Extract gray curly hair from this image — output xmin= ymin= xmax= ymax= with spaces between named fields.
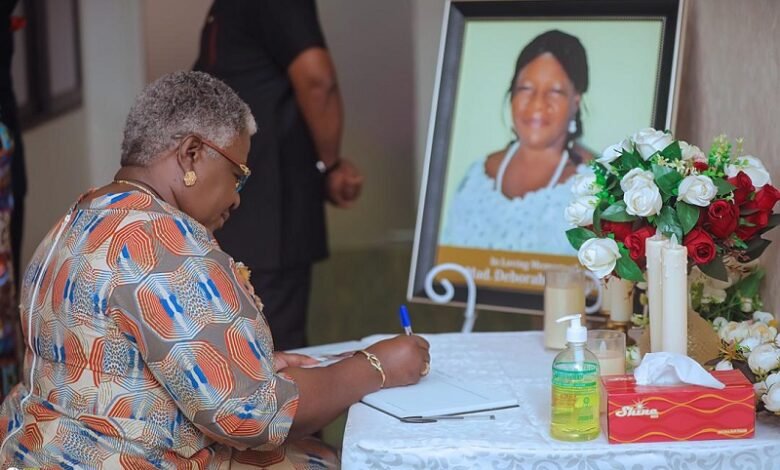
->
xmin=120 ymin=71 xmax=257 ymax=166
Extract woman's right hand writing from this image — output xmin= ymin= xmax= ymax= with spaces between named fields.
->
xmin=366 ymin=335 xmax=430 ymax=388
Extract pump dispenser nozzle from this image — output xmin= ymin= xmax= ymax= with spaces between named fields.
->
xmin=556 ymin=314 xmax=587 ymax=344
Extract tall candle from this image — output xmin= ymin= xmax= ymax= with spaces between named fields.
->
xmin=544 ymin=285 xmax=585 ymax=349
xmin=608 ymin=277 xmax=634 ymax=323
xmin=645 ymin=234 xmax=667 ymax=352
xmin=661 ymin=236 xmax=688 ymax=355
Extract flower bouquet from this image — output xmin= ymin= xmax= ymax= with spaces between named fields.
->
xmin=712 ymin=312 xmax=780 ymax=415
xmin=565 ymin=128 xmax=780 ymax=282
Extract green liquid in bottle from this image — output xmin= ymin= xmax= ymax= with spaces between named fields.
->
xmin=550 ymin=359 xmax=600 ymax=441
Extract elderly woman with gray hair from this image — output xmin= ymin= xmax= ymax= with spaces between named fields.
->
xmin=0 ymin=71 xmax=429 ymax=469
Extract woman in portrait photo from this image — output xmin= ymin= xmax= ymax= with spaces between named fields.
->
xmin=441 ymin=29 xmax=594 ymax=255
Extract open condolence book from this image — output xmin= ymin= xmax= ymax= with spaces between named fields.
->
xmin=360 ymin=369 xmax=519 ymax=420
xmin=289 ymin=338 xmax=519 ymax=421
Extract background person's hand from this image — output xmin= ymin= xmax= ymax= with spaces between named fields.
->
xmin=366 ymin=335 xmax=430 ymax=388
xmin=326 ymin=158 xmax=363 ymax=208
xmin=274 ymin=351 xmax=320 ymax=371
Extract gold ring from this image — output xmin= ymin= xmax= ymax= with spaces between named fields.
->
xmin=421 ymin=361 xmax=430 ymax=376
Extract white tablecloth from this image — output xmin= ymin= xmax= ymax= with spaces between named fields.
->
xmin=341 ymin=332 xmax=780 ymax=469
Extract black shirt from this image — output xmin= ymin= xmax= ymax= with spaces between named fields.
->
xmin=194 ymin=0 xmax=328 ymax=271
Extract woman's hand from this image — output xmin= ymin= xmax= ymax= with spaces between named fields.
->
xmin=365 ymin=335 xmax=430 ymax=388
xmin=274 ymin=352 xmax=320 ymax=371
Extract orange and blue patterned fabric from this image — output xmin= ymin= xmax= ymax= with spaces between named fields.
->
xmin=0 ymin=191 xmax=336 ymax=469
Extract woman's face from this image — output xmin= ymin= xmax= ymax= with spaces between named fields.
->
xmin=511 ymin=53 xmax=580 ymax=151
xmin=179 ymin=132 xmax=251 ymax=233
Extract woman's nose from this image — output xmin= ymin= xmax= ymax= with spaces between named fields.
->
xmin=231 ymin=191 xmax=241 ymax=211
xmin=528 ymin=91 xmax=547 ymax=112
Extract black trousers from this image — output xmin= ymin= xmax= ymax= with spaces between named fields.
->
xmin=252 ymin=266 xmax=312 ymax=351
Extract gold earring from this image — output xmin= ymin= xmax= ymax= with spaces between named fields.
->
xmin=183 ymin=170 xmax=198 ymax=187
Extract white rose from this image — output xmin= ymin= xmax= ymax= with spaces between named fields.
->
xmin=754 ymin=381 xmax=768 ymax=398
xmin=679 ymin=141 xmax=706 ymax=162
xmin=620 ymin=168 xmax=656 ymax=192
xmin=753 ymin=311 xmax=776 ymax=325
xmin=747 ymin=343 xmax=780 ymax=375
xmin=714 ymin=359 xmax=733 ymax=371
xmin=740 ymin=336 xmax=761 ymax=355
xmin=631 ymin=128 xmax=674 ymax=160
xmin=719 ymin=321 xmax=750 ymax=344
xmin=712 ymin=316 xmax=728 ymax=331
xmin=571 ymin=173 xmax=598 ymax=197
xmin=598 ymin=139 xmax=632 ymax=165
xmin=564 ymin=196 xmax=599 ymax=227
xmin=776 ymin=334 xmax=780 ymax=348
xmin=624 ymin=185 xmax=663 ymax=217
xmin=577 ymin=238 xmax=621 ymax=279
xmin=762 ymin=383 xmax=780 ymax=413
xmin=766 ymin=372 xmax=780 ymax=390
xmin=725 ymin=155 xmax=772 ymax=187
xmin=678 ymin=175 xmax=717 ymax=207
xmin=750 ymin=323 xmax=778 ymax=344
xmin=701 ymin=286 xmax=727 ymax=304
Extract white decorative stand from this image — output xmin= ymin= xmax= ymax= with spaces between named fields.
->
xmin=424 ymin=263 xmax=477 ymax=333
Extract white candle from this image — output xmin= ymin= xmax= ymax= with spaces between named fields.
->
xmin=645 ymin=234 xmax=667 ymax=352
xmin=544 ymin=285 xmax=585 ymax=349
xmin=608 ymin=277 xmax=634 ymax=323
xmin=661 ymin=236 xmax=688 ymax=355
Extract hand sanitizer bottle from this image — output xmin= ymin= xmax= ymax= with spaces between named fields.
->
xmin=550 ymin=314 xmax=600 ymax=441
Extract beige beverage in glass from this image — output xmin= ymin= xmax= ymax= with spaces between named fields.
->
xmin=544 ymin=270 xmax=586 ymax=349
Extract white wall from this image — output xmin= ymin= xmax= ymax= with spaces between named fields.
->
xmin=21 ymin=0 xmax=144 ymax=266
xmin=141 ymin=0 xmax=212 ymax=82
xmin=317 ymin=0 xmax=417 ymax=248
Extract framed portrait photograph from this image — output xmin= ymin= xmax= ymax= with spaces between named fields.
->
xmin=409 ymin=0 xmax=686 ymax=314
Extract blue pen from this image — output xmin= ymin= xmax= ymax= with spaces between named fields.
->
xmin=398 ymin=305 xmax=413 ymax=335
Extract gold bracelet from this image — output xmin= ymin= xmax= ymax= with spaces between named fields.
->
xmin=355 ymin=350 xmax=386 ymax=388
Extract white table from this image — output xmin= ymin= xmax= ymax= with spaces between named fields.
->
xmin=341 ymin=332 xmax=780 ymax=469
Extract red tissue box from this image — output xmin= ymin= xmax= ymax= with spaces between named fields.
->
xmin=603 ymin=369 xmax=755 ymax=444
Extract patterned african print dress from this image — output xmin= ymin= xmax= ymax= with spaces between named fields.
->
xmin=0 ymin=190 xmax=336 ymax=469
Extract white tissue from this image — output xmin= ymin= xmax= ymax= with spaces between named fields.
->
xmin=634 ymin=352 xmax=725 ymax=389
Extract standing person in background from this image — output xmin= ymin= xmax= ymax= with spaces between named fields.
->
xmin=195 ymin=0 xmax=363 ymax=351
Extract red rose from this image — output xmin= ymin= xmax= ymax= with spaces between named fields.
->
xmin=728 ymin=171 xmax=755 ymax=206
xmin=601 ymin=221 xmax=634 ymax=243
xmin=693 ymin=161 xmax=709 ymax=172
xmin=683 ymin=228 xmax=716 ymax=264
xmin=705 ymin=200 xmax=739 ymax=239
xmin=735 ymin=210 xmax=770 ymax=241
xmin=744 ymin=184 xmax=780 ymax=212
xmin=623 ymin=226 xmax=656 ymax=261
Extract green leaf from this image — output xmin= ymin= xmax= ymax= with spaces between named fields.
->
xmin=713 ymin=178 xmax=736 ymax=196
xmin=566 ymin=228 xmax=597 ymax=250
xmin=676 ymin=201 xmax=700 ymax=235
xmin=615 ymin=246 xmax=645 ymax=282
xmin=652 ymin=163 xmax=683 ymax=196
xmin=661 ymin=141 xmax=682 ymax=160
xmin=617 ymin=151 xmax=645 ymax=173
xmin=744 ymin=237 xmax=771 ymax=261
xmin=734 ymin=269 xmax=765 ymax=298
xmin=656 ymin=206 xmax=683 ymax=242
xmin=592 ymin=201 xmax=608 ymax=235
xmin=698 ymin=257 xmax=729 ymax=282
xmin=601 ymin=201 xmax=638 ymax=222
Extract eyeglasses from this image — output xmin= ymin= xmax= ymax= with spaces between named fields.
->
xmin=174 ymin=133 xmax=251 ymax=192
